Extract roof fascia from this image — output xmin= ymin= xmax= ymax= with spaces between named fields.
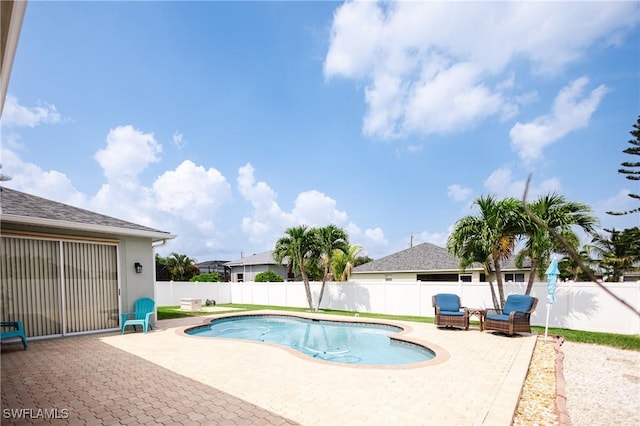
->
xmin=1 ymin=0 xmax=27 ymax=115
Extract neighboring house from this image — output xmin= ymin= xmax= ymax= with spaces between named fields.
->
xmin=196 ymin=260 xmax=231 ymax=281
xmin=350 ymin=242 xmax=531 ymax=283
xmin=0 ymin=187 xmax=175 ymax=338
xmin=225 ymin=250 xmax=288 ymax=282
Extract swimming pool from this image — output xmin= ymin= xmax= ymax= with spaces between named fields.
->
xmin=186 ymin=314 xmax=436 ymax=366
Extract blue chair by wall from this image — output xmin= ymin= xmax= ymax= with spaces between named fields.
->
xmin=484 ymin=294 xmax=538 ymax=336
xmin=1 ymin=320 xmax=28 ymax=349
xmin=121 ymin=297 xmax=155 ymax=334
xmin=432 ymin=293 xmax=469 ymax=330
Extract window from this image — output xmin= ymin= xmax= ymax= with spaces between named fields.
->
xmin=504 ymin=273 xmax=525 ymax=282
xmin=385 ymin=274 xmax=392 ymax=281
xmin=460 ymin=275 xmax=472 ymax=282
xmin=237 ymin=273 xmax=244 ymax=283
xmin=417 ymin=273 xmax=459 ymax=281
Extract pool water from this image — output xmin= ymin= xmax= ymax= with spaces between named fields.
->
xmin=186 ymin=315 xmax=435 ymax=366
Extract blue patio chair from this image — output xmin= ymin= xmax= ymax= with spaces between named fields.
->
xmin=121 ymin=297 xmax=155 ymax=334
xmin=432 ymin=293 xmax=469 ymax=330
xmin=1 ymin=320 xmax=28 ymax=349
xmin=484 ymin=294 xmax=538 ymax=336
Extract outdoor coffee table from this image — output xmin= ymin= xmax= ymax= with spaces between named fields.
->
xmin=467 ymin=308 xmax=486 ymax=331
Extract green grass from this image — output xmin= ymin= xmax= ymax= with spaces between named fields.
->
xmin=530 ymin=325 xmax=640 ymax=350
xmin=158 ymin=303 xmax=640 ymax=351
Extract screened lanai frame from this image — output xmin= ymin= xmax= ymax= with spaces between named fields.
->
xmin=1 ymin=233 xmax=121 ymax=338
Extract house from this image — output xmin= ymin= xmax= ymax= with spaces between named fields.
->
xmin=196 ymin=260 xmax=231 ymax=281
xmin=350 ymin=242 xmax=531 ymax=283
xmin=0 ymin=187 xmax=175 ymax=338
xmin=225 ymin=250 xmax=289 ymax=282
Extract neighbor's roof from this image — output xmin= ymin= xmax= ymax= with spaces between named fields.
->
xmin=226 ymin=250 xmax=286 ymax=267
xmin=197 ymin=260 xmax=231 ymax=268
xmin=353 ymin=242 xmax=527 ymax=273
xmin=353 ymin=242 xmax=465 ymax=273
xmin=0 ymin=186 xmax=175 ymax=241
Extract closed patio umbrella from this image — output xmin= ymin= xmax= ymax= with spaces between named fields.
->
xmin=544 ymin=257 xmax=560 ymax=340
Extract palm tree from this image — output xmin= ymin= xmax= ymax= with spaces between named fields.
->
xmin=558 ymin=246 xmax=595 ymax=281
xmin=315 ymin=225 xmax=349 ymax=311
xmin=518 ymin=193 xmax=598 ymax=294
xmin=273 ymin=225 xmax=319 ymax=310
xmin=165 ymin=252 xmax=199 ymax=281
xmin=447 ymin=195 xmax=524 ymax=310
xmin=332 ymin=244 xmax=363 ymax=282
xmin=590 ymin=227 xmax=640 ymax=282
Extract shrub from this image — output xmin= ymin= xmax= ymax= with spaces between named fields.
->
xmin=190 ymin=272 xmax=220 ymax=282
xmin=255 ymin=270 xmax=284 ymax=282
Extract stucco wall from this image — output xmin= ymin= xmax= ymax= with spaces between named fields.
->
xmin=118 ymin=236 xmax=156 ymax=312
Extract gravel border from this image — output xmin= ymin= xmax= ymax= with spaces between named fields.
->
xmin=515 ymin=336 xmax=640 ymax=426
xmin=561 ymin=340 xmax=640 ymax=426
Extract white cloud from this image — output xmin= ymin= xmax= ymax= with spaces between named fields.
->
xmin=404 ymin=62 xmax=511 ymax=135
xmin=510 ymin=77 xmax=609 ymax=162
xmin=0 ymin=147 xmax=87 ymax=206
xmin=324 ymin=1 xmax=635 ymax=140
xmin=363 ymin=227 xmax=385 ymax=243
xmin=2 ymin=95 xmax=62 ymax=127
xmin=237 ymin=163 xmax=356 ymax=248
xmin=153 ymin=160 xmax=232 ymax=221
xmin=95 ymin=125 xmax=162 ymax=183
xmin=323 ymin=1 xmax=385 ymax=79
xmin=292 ymin=190 xmax=349 ymax=227
xmin=414 ymin=230 xmax=449 ymax=248
xmin=1 ymin=126 xmax=236 ymax=262
xmin=447 ymin=184 xmax=472 ymax=202
xmin=237 ymin=163 xmax=294 ymax=244
xmin=172 ymin=132 xmax=186 ymax=149
xmin=484 ymin=166 xmax=561 ymax=199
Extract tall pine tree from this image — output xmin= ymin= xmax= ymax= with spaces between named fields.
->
xmin=607 ymin=116 xmax=640 ymax=215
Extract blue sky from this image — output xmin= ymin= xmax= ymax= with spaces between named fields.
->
xmin=2 ymin=1 xmax=639 ymax=262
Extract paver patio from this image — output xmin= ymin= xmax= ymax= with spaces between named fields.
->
xmin=1 ymin=311 xmax=537 ymax=425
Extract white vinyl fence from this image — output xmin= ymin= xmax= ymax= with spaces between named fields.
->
xmin=154 ymin=280 xmax=640 ymax=335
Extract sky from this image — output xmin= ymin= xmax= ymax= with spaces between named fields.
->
xmin=1 ymin=1 xmax=639 ymax=263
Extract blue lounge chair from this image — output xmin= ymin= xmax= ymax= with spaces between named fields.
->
xmin=1 ymin=321 xmax=28 ymax=349
xmin=485 ymin=294 xmax=538 ymax=336
xmin=432 ymin=293 xmax=469 ymax=330
xmin=121 ymin=297 xmax=155 ymax=334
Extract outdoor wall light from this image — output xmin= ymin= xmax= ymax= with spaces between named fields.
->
xmin=134 ymin=262 xmax=143 ymax=274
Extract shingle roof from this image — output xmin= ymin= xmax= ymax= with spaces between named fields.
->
xmin=353 ymin=242 xmax=528 ymax=273
xmin=0 ymin=186 xmax=174 ymax=239
xmin=353 ymin=242 xmax=465 ymax=272
xmin=225 ymin=250 xmax=280 ymax=267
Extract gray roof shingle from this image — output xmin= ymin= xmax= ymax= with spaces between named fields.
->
xmin=225 ymin=250 xmax=280 ymax=267
xmin=353 ymin=242 xmax=463 ymax=272
xmin=1 ymin=186 xmax=173 ymax=238
xmin=353 ymin=242 xmax=528 ymax=273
